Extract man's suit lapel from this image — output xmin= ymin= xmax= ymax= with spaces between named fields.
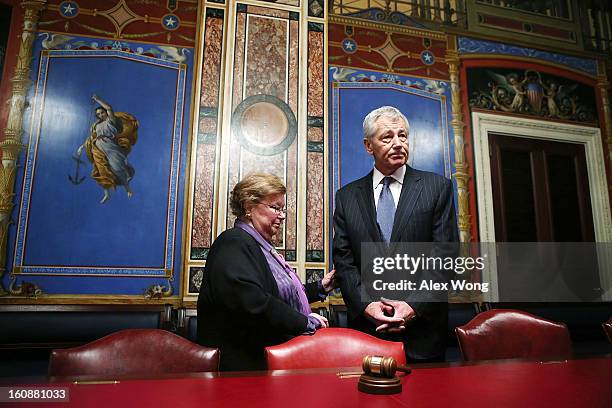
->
xmin=355 ymin=172 xmax=383 ymax=242
xmin=390 ymin=166 xmax=422 ymax=242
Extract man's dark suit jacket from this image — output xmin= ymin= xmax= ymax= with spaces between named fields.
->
xmin=197 ymin=227 xmax=321 ymax=371
xmin=332 ymin=165 xmax=459 ymax=360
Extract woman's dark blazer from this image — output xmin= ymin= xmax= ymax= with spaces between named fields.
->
xmin=197 ymin=227 xmax=321 ymax=371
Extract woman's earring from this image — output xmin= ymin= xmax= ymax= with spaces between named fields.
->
xmin=246 ymin=212 xmax=251 ymax=218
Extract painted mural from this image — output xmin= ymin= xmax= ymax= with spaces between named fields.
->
xmin=76 ymin=94 xmax=138 ymax=203
xmin=328 ymin=21 xmax=449 ymax=79
xmin=468 ymin=67 xmax=598 ymax=123
xmin=4 ymin=32 xmax=193 ymax=297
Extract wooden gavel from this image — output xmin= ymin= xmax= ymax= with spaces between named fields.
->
xmin=338 ymin=355 xmax=411 ymax=379
xmin=362 ymin=355 xmax=411 ymax=377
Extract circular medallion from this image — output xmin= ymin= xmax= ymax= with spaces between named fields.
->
xmin=342 ymin=38 xmax=358 ymax=54
xmin=162 ymin=14 xmax=181 ymax=31
xmin=59 ymin=1 xmax=79 ymax=18
xmin=232 ymin=95 xmax=297 ymax=156
xmin=420 ymin=50 xmax=435 ymax=65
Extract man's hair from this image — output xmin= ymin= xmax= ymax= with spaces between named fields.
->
xmin=230 ymin=172 xmax=286 ymax=218
xmin=362 ymin=106 xmax=410 ymax=141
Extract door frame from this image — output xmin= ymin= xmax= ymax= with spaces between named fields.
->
xmin=472 ymin=111 xmax=612 ymax=300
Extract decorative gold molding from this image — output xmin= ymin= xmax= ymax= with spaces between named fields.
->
xmin=0 ymin=0 xmax=48 ymax=296
xmin=446 ymin=35 xmax=471 ymax=243
xmin=0 ymin=295 xmax=182 ymax=306
xmin=477 ymin=16 xmax=577 ymax=44
xmin=596 ymin=60 xmax=612 ymax=179
xmin=328 ymin=15 xmax=445 ymax=40
xmin=464 ymin=0 xmax=583 ymax=52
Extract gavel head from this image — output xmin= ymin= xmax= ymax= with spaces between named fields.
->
xmin=362 ymin=355 xmax=398 ymax=378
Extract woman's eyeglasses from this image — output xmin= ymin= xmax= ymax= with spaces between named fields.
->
xmin=259 ymin=202 xmax=286 ymax=215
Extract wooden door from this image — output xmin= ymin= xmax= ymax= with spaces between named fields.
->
xmin=489 ymin=134 xmax=595 ymax=242
xmin=488 ymin=133 xmax=600 ymax=301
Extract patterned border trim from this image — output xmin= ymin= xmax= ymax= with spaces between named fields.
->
xmin=457 ymin=37 xmax=597 ymax=76
xmin=14 ymin=49 xmax=186 ymax=277
xmin=13 ymin=267 xmax=167 ymax=276
xmin=329 ymin=15 xmax=446 ymax=40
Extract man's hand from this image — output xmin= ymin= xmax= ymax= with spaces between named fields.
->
xmin=321 ymin=269 xmax=337 ymax=293
xmin=379 ymin=298 xmax=416 ymax=333
xmin=363 ymin=301 xmax=405 ymax=332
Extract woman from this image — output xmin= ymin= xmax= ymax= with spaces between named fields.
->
xmin=197 ymin=173 xmax=335 ymax=371
xmin=76 ymin=94 xmax=137 ymax=204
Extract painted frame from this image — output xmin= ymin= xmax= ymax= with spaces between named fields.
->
xmin=5 ymin=34 xmax=193 ymax=295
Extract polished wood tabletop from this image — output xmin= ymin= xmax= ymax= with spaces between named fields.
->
xmin=2 ymin=357 xmax=611 ymax=407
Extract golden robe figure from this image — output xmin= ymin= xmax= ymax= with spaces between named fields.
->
xmin=77 ymin=95 xmax=138 ymax=203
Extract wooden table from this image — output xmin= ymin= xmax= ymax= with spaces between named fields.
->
xmin=2 ymin=357 xmax=611 ymax=407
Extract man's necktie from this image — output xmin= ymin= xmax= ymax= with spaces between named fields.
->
xmin=377 ymin=176 xmax=396 ymax=242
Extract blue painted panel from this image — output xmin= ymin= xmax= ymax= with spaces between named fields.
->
xmin=23 ymin=56 xmax=176 ymax=267
xmin=4 ymin=34 xmax=193 ymax=294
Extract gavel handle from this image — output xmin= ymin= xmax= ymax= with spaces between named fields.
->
xmin=396 ymin=365 xmax=412 ymax=374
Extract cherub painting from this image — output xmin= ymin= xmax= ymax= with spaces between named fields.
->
xmin=543 ymin=81 xmax=579 ymax=119
xmin=544 ymin=82 xmax=560 ymax=118
xmin=487 ymin=72 xmax=527 ymax=113
xmin=76 ymin=95 xmax=138 ymax=203
xmin=471 ymin=68 xmax=597 ymax=124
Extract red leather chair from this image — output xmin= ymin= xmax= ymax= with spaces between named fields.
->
xmin=265 ymin=328 xmax=405 ymax=370
xmin=48 ymin=329 xmax=219 ymax=377
xmin=603 ymin=318 xmax=612 ymax=344
xmin=455 ymin=309 xmax=572 ymax=361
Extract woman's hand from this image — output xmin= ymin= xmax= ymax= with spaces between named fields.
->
xmin=321 ymin=269 xmax=337 ymax=293
xmin=308 ymin=312 xmax=328 ymax=329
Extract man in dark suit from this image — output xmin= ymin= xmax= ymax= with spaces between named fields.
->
xmin=332 ymin=106 xmax=459 ymax=362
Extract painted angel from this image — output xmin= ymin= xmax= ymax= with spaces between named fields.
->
xmin=487 ymin=71 xmax=527 ymax=112
xmin=545 ymin=82 xmax=578 ymax=119
xmin=76 ymin=95 xmax=138 ymax=204
xmin=543 ymin=82 xmax=560 ymax=118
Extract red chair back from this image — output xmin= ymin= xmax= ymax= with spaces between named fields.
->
xmin=456 ymin=309 xmax=572 ymax=361
xmin=265 ymin=328 xmax=405 ymax=370
xmin=49 ymin=329 xmax=219 ymax=377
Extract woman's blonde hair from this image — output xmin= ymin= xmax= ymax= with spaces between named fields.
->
xmin=230 ymin=172 xmax=286 ymax=218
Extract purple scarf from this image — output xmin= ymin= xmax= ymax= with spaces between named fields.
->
xmin=235 ymin=220 xmax=311 ymax=316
